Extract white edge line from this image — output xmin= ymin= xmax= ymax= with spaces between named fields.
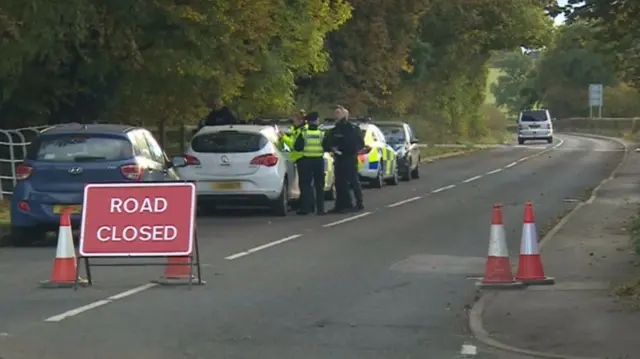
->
xmin=462 ymin=175 xmax=482 ymax=183
xmin=387 ymin=196 xmax=422 ymax=208
xmin=431 ymin=184 xmax=455 ymax=193
xmin=322 ymin=212 xmax=372 ymax=228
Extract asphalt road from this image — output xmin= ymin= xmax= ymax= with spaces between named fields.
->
xmin=0 ymin=134 xmax=624 ymax=359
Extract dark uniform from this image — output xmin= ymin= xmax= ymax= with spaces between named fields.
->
xmin=294 ymin=112 xmax=325 ymax=215
xmin=323 ymin=117 xmax=365 ymax=213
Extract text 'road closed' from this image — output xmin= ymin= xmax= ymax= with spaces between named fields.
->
xmin=79 ymin=183 xmax=196 ymax=257
xmin=97 ymin=198 xmax=177 ymax=242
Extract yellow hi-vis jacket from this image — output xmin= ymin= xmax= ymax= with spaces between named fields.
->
xmin=298 ymin=128 xmax=323 ymax=158
xmin=281 ymin=124 xmax=307 ymax=162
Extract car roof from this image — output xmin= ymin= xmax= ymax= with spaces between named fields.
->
xmin=195 ymin=124 xmax=275 ymax=135
xmin=319 ymin=122 xmax=377 ymax=131
xmin=375 ymin=121 xmax=406 ymax=126
xmin=40 ymin=123 xmax=138 ymax=136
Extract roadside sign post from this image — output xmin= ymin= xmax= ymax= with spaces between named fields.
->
xmin=588 ymin=84 xmax=603 ymax=119
xmin=76 ymin=182 xmax=203 ymax=289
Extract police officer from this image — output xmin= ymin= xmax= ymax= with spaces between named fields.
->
xmin=279 ymin=109 xmax=307 ymax=157
xmin=293 ymin=112 xmax=326 ymax=215
xmin=324 ymin=105 xmax=365 ymax=213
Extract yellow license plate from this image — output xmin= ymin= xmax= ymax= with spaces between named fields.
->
xmin=211 ymin=182 xmax=241 ymax=190
xmin=53 ymin=205 xmax=82 ymax=214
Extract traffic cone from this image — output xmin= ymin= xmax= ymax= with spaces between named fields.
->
xmin=40 ymin=209 xmax=87 ymax=288
xmin=515 ymin=202 xmax=555 ymax=285
xmin=152 ymin=256 xmax=205 ymax=286
xmin=477 ymin=204 xmax=525 ymax=289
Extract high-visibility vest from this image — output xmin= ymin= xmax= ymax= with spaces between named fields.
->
xmin=287 ymin=124 xmax=307 ymax=161
xmin=300 ymin=129 xmax=324 ymax=158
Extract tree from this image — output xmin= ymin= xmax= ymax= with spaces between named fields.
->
xmin=567 ymin=0 xmax=640 ymax=89
xmin=490 ymin=51 xmax=538 ymax=115
xmin=529 ymin=21 xmax=619 ymax=118
xmin=0 ymin=0 xmax=352 ymax=127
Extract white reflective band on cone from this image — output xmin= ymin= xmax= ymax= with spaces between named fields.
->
xmin=488 ymin=224 xmax=509 ymax=257
xmin=520 ymin=223 xmax=540 ymax=255
xmin=55 ymin=225 xmax=76 ymax=259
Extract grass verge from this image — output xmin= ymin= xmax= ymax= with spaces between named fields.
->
xmin=0 ymin=200 xmax=9 ymax=228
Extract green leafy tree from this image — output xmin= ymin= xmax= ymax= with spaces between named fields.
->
xmin=491 ymin=51 xmax=539 ymax=115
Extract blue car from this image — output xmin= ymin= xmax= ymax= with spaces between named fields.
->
xmin=10 ymin=123 xmax=181 ymax=246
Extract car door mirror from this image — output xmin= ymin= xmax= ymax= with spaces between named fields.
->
xmin=171 ymin=156 xmax=188 ymax=168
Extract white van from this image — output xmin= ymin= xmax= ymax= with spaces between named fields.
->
xmin=517 ymin=109 xmax=554 ymax=145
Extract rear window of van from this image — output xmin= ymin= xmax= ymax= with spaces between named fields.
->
xmin=520 ymin=111 xmax=549 ymax=122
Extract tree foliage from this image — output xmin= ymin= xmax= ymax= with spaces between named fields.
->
xmin=567 ymin=0 xmax=640 ymax=89
xmin=1 ymin=0 xmax=556 ymax=140
xmin=491 ymin=51 xmax=539 ymax=115
xmin=491 ymin=18 xmax=640 ymax=119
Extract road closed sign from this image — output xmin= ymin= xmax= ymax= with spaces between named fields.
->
xmin=79 ymin=182 xmax=196 ymax=257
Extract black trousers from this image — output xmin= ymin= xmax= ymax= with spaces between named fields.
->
xmin=334 ymin=155 xmax=363 ymax=209
xmin=297 ymin=157 xmax=325 ymax=213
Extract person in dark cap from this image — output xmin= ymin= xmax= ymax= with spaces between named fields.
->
xmin=293 ymin=111 xmax=326 ymax=215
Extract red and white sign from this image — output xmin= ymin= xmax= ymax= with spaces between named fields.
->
xmin=79 ymin=182 xmax=196 ymax=257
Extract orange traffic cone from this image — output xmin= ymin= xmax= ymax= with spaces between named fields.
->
xmin=40 ymin=209 xmax=87 ymax=288
xmin=152 ymin=256 xmax=205 ymax=286
xmin=515 ymin=202 xmax=555 ymax=285
xmin=478 ymin=204 xmax=524 ymax=289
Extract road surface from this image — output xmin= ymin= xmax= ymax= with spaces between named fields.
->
xmin=0 ymin=134 xmax=624 ymax=359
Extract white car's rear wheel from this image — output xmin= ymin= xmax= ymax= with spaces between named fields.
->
xmin=271 ymin=181 xmax=289 ymax=216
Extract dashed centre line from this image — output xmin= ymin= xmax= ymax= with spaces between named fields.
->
xmin=225 ymin=234 xmax=303 ymax=260
xmin=387 ymin=196 xmax=422 ymax=208
xmin=431 ymin=184 xmax=456 ymax=193
xmin=322 ymin=211 xmax=372 ymax=227
xmin=462 ymin=175 xmax=483 ymax=183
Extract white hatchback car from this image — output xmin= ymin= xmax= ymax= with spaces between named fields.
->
xmin=517 ymin=109 xmax=554 ymax=144
xmin=172 ymin=124 xmax=300 ymax=216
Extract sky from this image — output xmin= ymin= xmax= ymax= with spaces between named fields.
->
xmin=555 ymin=0 xmax=568 ymax=25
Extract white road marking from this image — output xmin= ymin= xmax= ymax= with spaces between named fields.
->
xmin=462 ymin=175 xmax=482 ymax=183
xmin=460 ymin=344 xmax=477 ymax=356
xmin=431 ymin=184 xmax=456 ymax=193
xmin=107 ymin=283 xmax=158 ymax=300
xmin=45 ymin=300 xmax=111 ymax=322
xmin=225 ymin=234 xmax=303 ymax=260
xmin=44 ymin=283 xmax=158 ymax=322
xmin=485 ymin=168 xmax=502 ymax=175
xmin=504 ymin=161 xmax=517 ymax=168
xmin=387 ymin=196 xmax=422 ymax=208
xmin=322 ymin=212 xmax=372 ymax=227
